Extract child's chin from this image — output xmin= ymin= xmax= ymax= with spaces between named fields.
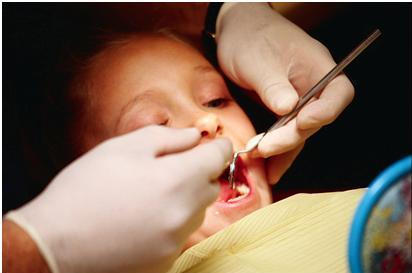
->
xmin=182 ymin=217 xmax=233 ymax=251
xmin=182 ymin=160 xmax=271 ymax=251
xmin=182 ymin=201 xmax=262 ymax=251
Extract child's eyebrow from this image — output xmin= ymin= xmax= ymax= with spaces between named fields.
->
xmin=116 ymin=90 xmax=156 ymax=128
xmin=193 ymin=65 xmax=216 ymax=74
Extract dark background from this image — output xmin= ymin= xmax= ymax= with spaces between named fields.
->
xmin=3 ymin=3 xmax=411 ymax=213
xmin=272 ymin=3 xmax=411 ymax=198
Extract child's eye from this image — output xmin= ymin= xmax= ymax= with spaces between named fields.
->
xmin=204 ymin=98 xmax=229 ymax=108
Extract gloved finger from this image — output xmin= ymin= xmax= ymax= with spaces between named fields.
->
xmin=250 ymin=119 xmax=318 ymax=158
xmin=165 ymin=138 xmax=233 ymax=182
xmin=170 ymin=185 xmax=219 ymax=240
xmin=297 ymin=74 xmax=355 ymax=130
xmin=185 ymin=138 xmax=232 ymax=181
xmin=182 ymin=176 xmax=221 ymax=213
xmin=129 ymin=126 xmax=201 ymax=156
xmin=227 ymin=38 xmax=299 ymax=116
xmin=266 ymin=143 xmax=305 ymax=185
xmin=245 ymin=62 xmax=299 ymax=116
xmin=199 ymin=183 xmax=221 ymax=208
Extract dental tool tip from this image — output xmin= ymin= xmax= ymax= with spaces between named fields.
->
xmin=228 ymin=156 xmax=237 ymax=189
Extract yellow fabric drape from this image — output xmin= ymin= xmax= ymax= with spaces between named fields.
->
xmin=168 ymin=189 xmax=365 ymax=273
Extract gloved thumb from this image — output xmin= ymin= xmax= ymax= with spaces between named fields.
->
xmin=174 ymin=137 xmax=233 ymax=180
xmin=255 ymin=74 xmax=299 ymax=116
xmin=150 ymin=127 xmax=202 ymax=157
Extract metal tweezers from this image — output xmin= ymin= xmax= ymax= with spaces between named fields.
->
xmin=228 ymin=29 xmax=382 ymax=189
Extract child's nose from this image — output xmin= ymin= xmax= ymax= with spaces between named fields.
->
xmin=194 ymin=113 xmax=222 ymax=139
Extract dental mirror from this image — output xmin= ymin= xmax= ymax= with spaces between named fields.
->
xmin=348 ymin=155 xmax=411 ymax=273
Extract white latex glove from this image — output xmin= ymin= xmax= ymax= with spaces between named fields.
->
xmin=5 ymin=126 xmax=232 ymax=273
xmin=216 ymin=3 xmax=354 ymax=184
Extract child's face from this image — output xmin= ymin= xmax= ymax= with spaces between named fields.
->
xmin=78 ymin=35 xmax=272 ymax=249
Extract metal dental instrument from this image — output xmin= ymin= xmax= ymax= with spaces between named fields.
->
xmin=228 ymin=29 xmax=381 ymax=189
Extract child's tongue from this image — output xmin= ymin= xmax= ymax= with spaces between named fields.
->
xmin=219 ymin=181 xmax=239 ymax=201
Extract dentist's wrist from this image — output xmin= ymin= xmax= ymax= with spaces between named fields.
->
xmin=3 ymin=218 xmax=52 ymax=273
xmin=202 ymin=2 xmax=223 ymax=61
xmin=203 ymin=2 xmax=224 ymax=39
xmin=215 ymin=3 xmax=273 ymax=41
xmin=4 ymin=209 xmax=61 ymax=273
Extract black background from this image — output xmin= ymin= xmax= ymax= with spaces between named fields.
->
xmin=3 ymin=3 xmax=411 ymax=213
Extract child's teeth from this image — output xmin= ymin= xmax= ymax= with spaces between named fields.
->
xmin=236 ymin=184 xmax=250 ymax=196
xmin=227 ymin=195 xmax=245 ymax=203
xmin=227 ymin=184 xmax=250 ymax=202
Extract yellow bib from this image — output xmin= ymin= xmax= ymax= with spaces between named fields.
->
xmin=169 ymin=189 xmax=365 ymax=273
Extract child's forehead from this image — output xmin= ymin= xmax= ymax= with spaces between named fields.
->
xmin=82 ymin=33 xmax=217 ymax=100
xmin=88 ymin=33 xmax=204 ymax=73
xmin=103 ymin=34 xmax=194 ymax=58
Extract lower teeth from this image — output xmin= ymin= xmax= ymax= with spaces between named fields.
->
xmin=227 ymin=184 xmax=250 ymax=202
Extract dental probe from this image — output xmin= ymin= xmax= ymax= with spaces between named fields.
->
xmin=228 ymin=29 xmax=382 ymax=189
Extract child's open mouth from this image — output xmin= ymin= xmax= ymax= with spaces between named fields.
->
xmin=217 ymin=157 xmax=252 ymax=203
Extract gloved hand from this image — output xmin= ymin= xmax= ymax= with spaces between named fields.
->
xmin=6 ymin=126 xmax=232 ymax=273
xmin=215 ymin=3 xmax=354 ymax=184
